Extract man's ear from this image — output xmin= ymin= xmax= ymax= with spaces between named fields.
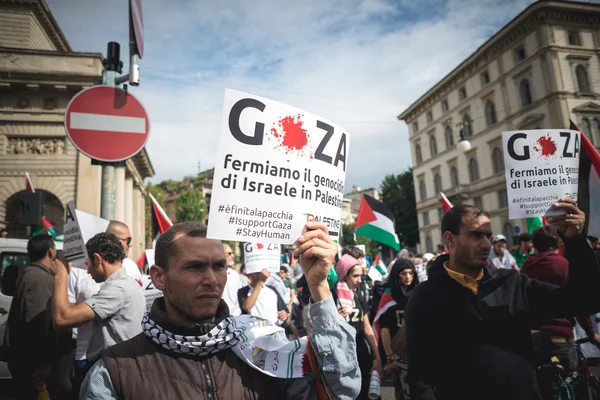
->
xmin=443 ymin=231 xmax=456 ymax=250
xmin=150 ymin=265 xmax=166 ymax=291
xmin=93 ymin=253 xmax=102 ymax=264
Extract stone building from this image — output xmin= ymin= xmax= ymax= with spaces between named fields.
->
xmin=399 ymin=0 xmax=600 ymax=253
xmin=0 ymin=0 xmax=154 ymax=260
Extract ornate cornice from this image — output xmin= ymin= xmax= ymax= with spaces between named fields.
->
xmin=0 ymin=169 xmax=75 ymax=176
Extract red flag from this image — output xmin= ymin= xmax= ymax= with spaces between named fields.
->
xmin=136 ymin=252 xmax=146 ymax=270
xmin=440 ymin=192 xmax=453 ymax=213
xmin=25 ymin=172 xmax=35 ymax=193
xmin=570 ymin=120 xmax=600 ymax=238
xmin=373 ymin=290 xmax=396 ymax=342
xmin=150 ymin=193 xmax=172 ymax=245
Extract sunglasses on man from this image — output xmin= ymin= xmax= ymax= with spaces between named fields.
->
xmin=119 ymin=237 xmax=132 ymax=246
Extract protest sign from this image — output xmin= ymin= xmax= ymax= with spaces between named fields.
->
xmin=63 ymin=201 xmax=110 ymax=269
xmin=135 ymin=275 xmax=163 ymax=313
xmin=503 ymin=129 xmax=580 ymax=219
xmin=144 ymin=249 xmax=155 ymax=267
xmin=368 ymin=266 xmax=383 ymax=282
xmin=243 ymin=242 xmax=281 ymax=274
xmin=207 ymin=89 xmax=349 ymax=245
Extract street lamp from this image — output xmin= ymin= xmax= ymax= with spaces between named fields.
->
xmin=455 ymin=120 xmax=472 ymax=152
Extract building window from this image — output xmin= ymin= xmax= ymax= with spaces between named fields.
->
xmin=415 ymin=144 xmax=423 ymax=164
xmin=425 ymin=236 xmax=433 ymax=252
xmin=582 ymin=118 xmax=592 ymax=143
xmin=412 ymin=122 xmax=419 ymax=133
xmin=450 ymin=167 xmax=459 ymax=188
xmin=568 ymin=30 xmax=581 ymax=46
xmin=514 ymin=45 xmax=526 ymax=62
xmin=434 ymin=173 xmax=442 ymax=194
xmin=498 ymin=189 xmax=508 ymax=208
xmin=441 ymin=99 xmax=449 ymax=113
xmin=445 ymin=126 xmax=454 ymax=149
xmin=593 ymin=118 xmax=600 ymax=146
xmin=468 ymin=158 xmax=479 ymax=182
xmin=485 ymin=100 xmax=497 ymax=126
xmin=461 ymin=114 xmax=473 ymax=138
xmin=419 ymin=180 xmax=427 ymax=201
xmin=422 ymin=211 xmax=430 ymax=226
xmin=492 ymin=147 xmax=504 ymax=173
xmin=473 ymin=196 xmax=483 ymax=210
xmin=575 ymin=65 xmax=591 ymax=93
xmin=520 ymin=79 xmax=533 ymax=107
xmin=427 ymin=111 xmax=433 ymax=123
xmin=481 ymin=70 xmax=490 ymax=85
xmin=430 ymin=135 xmax=438 ymax=156
xmin=459 ymin=86 xmax=467 ymax=101
xmin=438 ymin=208 xmax=444 ymax=222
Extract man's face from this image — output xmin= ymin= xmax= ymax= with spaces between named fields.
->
xmin=493 ymin=241 xmax=507 ymax=256
xmin=223 ymin=245 xmax=235 ymax=267
xmin=448 ymin=215 xmax=492 ymax=270
xmin=278 ymin=270 xmax=287 ymax=280
xmin=152 ymin=235 xmax=227 ymax=323
xmin=85 ymin=254 xmax=107 ymax=283
xmin=344 ymin=265 xmax=362 ymax=290
xmin=111 ymin=226 xmax=132 ymax=258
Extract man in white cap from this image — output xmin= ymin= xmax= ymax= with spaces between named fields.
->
xmin=488 ymin=234 xmax=517 ymax=269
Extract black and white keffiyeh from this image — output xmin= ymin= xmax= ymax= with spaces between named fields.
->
xmin=142 ymin=313 xmax=308 ymax=378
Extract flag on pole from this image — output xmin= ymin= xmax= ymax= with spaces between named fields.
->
xmin=354 ymin=195 xmax=401 ymax=251
xmin=570 ymin=120 xmax=600 ymax=238
xmin=25 ymin=172 xmax=35 ymax=193
xmin=440 ymin=192 xmax=453 ymax=213
xmin=373 ymin=289 xmax=396 ymax=342
xmin=150 ymin=193 xmax=172 ymax=247
xmin=31 ymin=216 xmax=62 ymax=242
xmin=373 ymin=254 xmax=387 ymax=275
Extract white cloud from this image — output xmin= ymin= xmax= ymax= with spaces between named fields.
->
xmin=47 ymin=0 xmax=549 ymax=189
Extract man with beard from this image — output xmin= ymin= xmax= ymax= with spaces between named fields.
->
xmin=406 ymin=200 xmax=600 ymax=400
xmin=80 ymin=221 xmax=360 ymax=399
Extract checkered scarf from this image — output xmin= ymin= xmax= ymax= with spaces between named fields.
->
xmin=142 ymin=312 xmax=308 ymax=378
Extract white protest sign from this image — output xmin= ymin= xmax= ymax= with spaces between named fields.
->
xmin=368 ymin=266 xmax=383 ymax=282
xmin=243 ymin=242 xmax=281 ymax=274
xmin=207 ymin=89 xmax=349 ymax=245
xmin=135 ymin=275 xmax=163 ymax=313
xmin=503 ymin=129 xmax=580 ymax=219
xmin=355 ymin=244 xmax=366 ymax=257
xmin=144 ymin=249 xmax=155 ymax=267
xmin=63 ymin=201 xmax=110 ymax=269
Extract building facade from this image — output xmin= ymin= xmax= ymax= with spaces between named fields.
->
xmin=399 ymin=0 xmax=600 ymax=253
xmin=0 ymin=0 xmax=154 ymax=259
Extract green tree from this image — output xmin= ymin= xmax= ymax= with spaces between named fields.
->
xmin=380 ymin=168 xmax=419 ymax=247
xmin=341 ymin=223 xmax=376 ymax=257
xmin=144 ymin=183 xmax=167 ymax=248
xmin=175 ymin=189 xmax=207 ymax=223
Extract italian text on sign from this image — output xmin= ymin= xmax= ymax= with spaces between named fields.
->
xmin=502 ymin=129 xmax=580 ymax=219
xmin=63 ymin=201 xmax=110 ymax=269
xmin=207 ymin=89 xmax=350 ymax=244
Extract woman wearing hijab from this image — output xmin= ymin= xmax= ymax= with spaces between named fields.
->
xmin=379 ymin=259 xmax=420 ymax=400
xmin=335 ymin=254 xmax=383 ymax=399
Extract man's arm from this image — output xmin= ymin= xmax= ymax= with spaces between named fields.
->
xmin=22 ymin=274 xmax=55 ymax=366
xmin=50 ymin=261 xmax=96 ymax=330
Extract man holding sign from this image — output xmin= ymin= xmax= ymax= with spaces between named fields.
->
xmin=81 ymin=221 xmax=360 ymax=399
xmin=406 ymin=200 xmax=600 ymax=400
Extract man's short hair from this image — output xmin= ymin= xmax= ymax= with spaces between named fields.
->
xmin=532 ymin=226 xmax=560 ymax=253
xmin=341 ymin=245 xmax=365 ymax=259
xmin=155 ymin=222 xmax=208 ymax=269
xmin=86 ymin=233 xmax=124 ymax=264
xmin=518 ymin=233 xmax=532 ymax=243
xmin=106 ymin=220 xmax=130 ymax=234
xmin=437 ymin=244 xmax=445 ymax=250
xmin=27 ymin=234 xmax=55 ymax=262
xmin=280 ymin=265 xmax=288 ymax=273
xmin=442 ymin=205 xmax=490 ymax=235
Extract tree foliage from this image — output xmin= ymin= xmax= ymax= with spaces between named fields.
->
xmin=380 ymin=168 xmax=419 ymax=247
xmin=341 ymin=223 xmax=377 ymax=257
xmin=175 ymin=189 xmax=208 ymax=223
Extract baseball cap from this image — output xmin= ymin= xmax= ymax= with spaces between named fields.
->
xmin=422 ymin=253 xmax=434 ymax=262
xmin=492 ymin=234 xmax=507 ymax=243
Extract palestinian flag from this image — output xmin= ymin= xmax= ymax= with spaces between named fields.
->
xmin=25 ymin=172 xmax=35 ymax=193
xmin=150 ymin=193 xmax=172 ymax=247
xmin=440 ymin=192 xmax=453 ymax=213
xmin=526 ymin=217 xmax=547 ymax=234
xmin=31 ymin=216 xmax=62 ymax=242
xmin=373 ymin=289 xmax=396 ymax=342
xmin=136 ymin=252 xmax=147 ymax=270
xmin=354 ymin=195 xmax=401 ymax=251
xmin=571 ymin=120 xmax=600 ymax=238
xmin=373 ymin=254 xmax=387 ymax=275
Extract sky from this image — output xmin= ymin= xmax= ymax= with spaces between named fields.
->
xmin=45 ymin=0 xmax=581 ymax=190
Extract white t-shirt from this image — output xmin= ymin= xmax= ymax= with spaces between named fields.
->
xmin=222 ymin=268 xmax=248 ymax=316
xmin=67 ymin=268 xmax=101 ymax=361
xmin=245 ymin=285 xmax=281 ymax=325
xmin=123 ymin=258 xmax=142 ymax=278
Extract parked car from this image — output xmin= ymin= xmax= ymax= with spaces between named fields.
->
xmin=0 ymin=238 xmax=73 ymax=392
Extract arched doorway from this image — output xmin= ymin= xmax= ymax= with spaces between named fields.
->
xmin=5 ymin=190 xmax=64 ymax=239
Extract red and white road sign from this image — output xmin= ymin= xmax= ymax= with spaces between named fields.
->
xmin=64 ymin=86 xmax=150 ymax=162
xmin=130 ymin=0 xmax=144 ymax=58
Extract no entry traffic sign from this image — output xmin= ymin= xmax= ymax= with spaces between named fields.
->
xmin=64 ymin=86 xmax=150 ymax=162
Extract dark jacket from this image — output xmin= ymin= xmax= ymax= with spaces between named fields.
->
xmin=103 ymin=298 xmax=315 ymax=399
xmin=6 ymin=263 xmax=61 ymax=368
xmin=405 ymin=236 xmax=600 ymax=400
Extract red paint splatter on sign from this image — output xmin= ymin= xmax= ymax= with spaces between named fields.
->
xmin=256 ymin=243 xmax=264 ymax=249
xmin=533 ymin=135 xmax=558 ymax=158
xmin=270 ymin=114 xmax=312 ymax=159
